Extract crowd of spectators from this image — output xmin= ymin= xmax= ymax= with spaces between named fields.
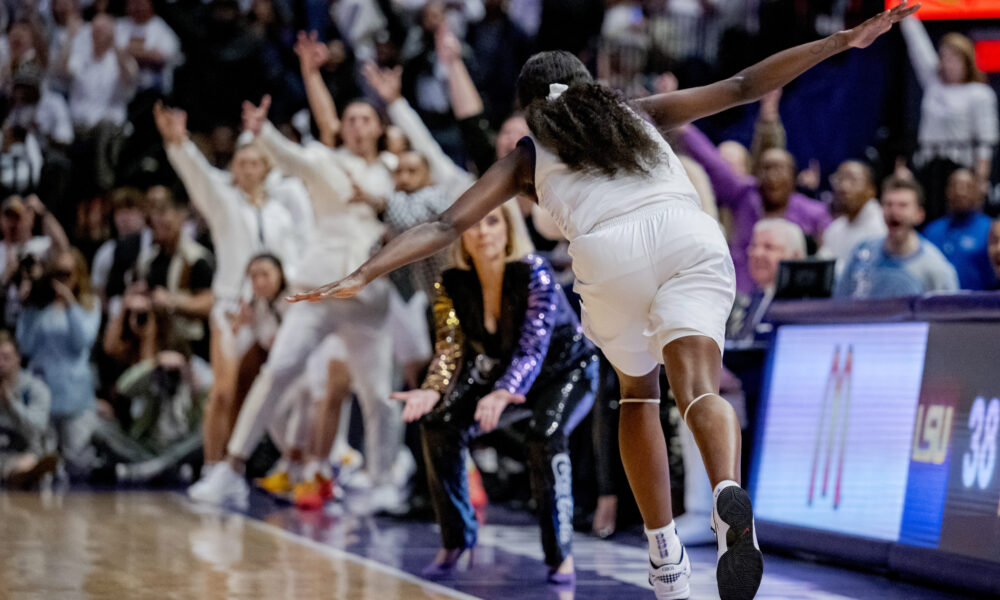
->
xmin=0 ymin=0 xmax=998 ymax=538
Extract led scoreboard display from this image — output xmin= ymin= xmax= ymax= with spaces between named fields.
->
xmin=754 ymin=321 xmax=1000 ymax=564
xmin=920 ymin=324 xmax=1000 ymax=563
xmin=888 ymin=0 xmax=1000 ymax=20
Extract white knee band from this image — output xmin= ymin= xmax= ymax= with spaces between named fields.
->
xmin=620 ymin=398 xmax=660 ymax=404
xmin=683 ymin=393 xmax=716 ymax=425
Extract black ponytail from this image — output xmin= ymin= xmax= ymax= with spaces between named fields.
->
xmin=517 ymin=51 xmax=662 ymax=178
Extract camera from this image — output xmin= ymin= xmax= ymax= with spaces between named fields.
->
xmin=151 ymin=364 xmax=183 ymax=399
xmin=18 ymin=256 xmax=55 ymax=308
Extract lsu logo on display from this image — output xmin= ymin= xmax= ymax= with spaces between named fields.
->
xmin=912 ymin=401 xmax=955 ymax=465
xmin=899 ymin=383 xmax=960 ymax=548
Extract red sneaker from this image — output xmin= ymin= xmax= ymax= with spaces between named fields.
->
xmin=293 ymin=474 xmax=336 ymax=510
xmin=468 ymin=465 xmax=487 ymax=525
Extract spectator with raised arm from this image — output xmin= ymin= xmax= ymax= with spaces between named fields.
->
xmin=923 ymin=168 xmax=998 ymax=290
xmin=681 ymin=122 xmax=831 ymax=293
xmin=364 ymin=25 xmax=476 ymax=201
xmin=401 ymin=1 xmax=472 ymax=164
xmin=900 ymin=15 xmax=999 ymax=220
xmin=153 ymin=102 xmax=301 ymax=477
xmin=186 ymin=90 xmax=402 ymax=512
xmin=466 ymin=0 xmax=533 ymax=127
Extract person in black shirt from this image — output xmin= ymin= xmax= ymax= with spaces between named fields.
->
xmin=136 ymin=188 xmax=214 ymax=359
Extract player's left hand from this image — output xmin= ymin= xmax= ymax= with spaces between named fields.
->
xmin=287 ymin=272 xmax=367 ymax=303
xmin=474 ymin=389 xmax=526 ymax=433
xmin=846 ymin=1 xmax=920 ymax=50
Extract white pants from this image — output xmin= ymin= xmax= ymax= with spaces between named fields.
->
xmin=210 ymin=299 xmax=241 ymax=361
xmin=264 ymin=377 xmax=314 ymax=455
xmin=226 ymin=280 xmax=400 ymax=484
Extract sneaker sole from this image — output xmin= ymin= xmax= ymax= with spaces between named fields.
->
xmin=715 ymin=487 xmax=763 ymax=600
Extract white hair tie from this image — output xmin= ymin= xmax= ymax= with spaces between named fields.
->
xmin=547 ymin=83 xmax=568 ymax=101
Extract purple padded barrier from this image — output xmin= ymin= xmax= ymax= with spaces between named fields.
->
xmin=764 ymin=296 xmax=917 ymax=326
xmin=912 ymin=291 xmax=1000 ymax=322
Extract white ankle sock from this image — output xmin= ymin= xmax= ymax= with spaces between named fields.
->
xmin=645 ymin=521 xmax=683 ymax=566
xmin=713 ymin=480 xmax=740 ymax=505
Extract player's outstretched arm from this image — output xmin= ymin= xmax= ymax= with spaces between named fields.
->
xmin=638 ymin=1 xmax=920 ymax=130
xmin=288 ymin=144 xmax=534 ymax=303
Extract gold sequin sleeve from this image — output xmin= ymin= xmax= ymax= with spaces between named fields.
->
xmin=421 ymin=281 xmax=464 ymax=395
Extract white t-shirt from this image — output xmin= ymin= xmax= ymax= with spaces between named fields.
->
xmin=819 ymin=199 xmax=888 ymax=276
xmin=67 ymin=30 xmax=136 ymax=128
xmin=115 ymin=16 xmax=181 ymax=92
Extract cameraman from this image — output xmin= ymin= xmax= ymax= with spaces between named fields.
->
xmin=16 ymin=247 xmax=101 ymax=478
xmin=102 ymin=282 xmax=161 ymax=370
xmin=96 ymin=344 xmax=210 ymax=483
xmin=1 ymin=194 xmax=70 ymax=329
xmin=0 ymin=330 xmax=57 ymax=489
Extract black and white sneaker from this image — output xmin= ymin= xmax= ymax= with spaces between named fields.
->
xmin=711 ymin=486 xmax=763 ymax=600
xmin=648 ymin=546 xmax=691 ymax=600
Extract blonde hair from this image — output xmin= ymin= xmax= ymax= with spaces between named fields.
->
xmin=450 ymin=200 xmax=536 ymax=270
xmin=50 ymin=247 xmax=96 ymax=310
xmin=939 ymin=33 xmax=987 ymax=84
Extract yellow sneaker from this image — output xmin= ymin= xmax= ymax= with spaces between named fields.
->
xmin=255 ymin=470 xmax=293 ymax=500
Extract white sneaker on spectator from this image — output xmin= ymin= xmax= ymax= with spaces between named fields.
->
xmin=649 ymin=546 xmax=691 ymax=600
xmin=187 ymin=463 xmax=248 ymax=510
xmin=369 ymin=482 xmax=407 ymax=515
xmin=391 ymin=448 xmax=417 ymax=488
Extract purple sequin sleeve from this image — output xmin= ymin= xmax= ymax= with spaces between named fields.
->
xmin=494 ymin=256 xmax=558 ymax=396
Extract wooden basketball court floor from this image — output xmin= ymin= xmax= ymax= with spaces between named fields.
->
xmin=0 ymin=490 xmax=977 ymax=600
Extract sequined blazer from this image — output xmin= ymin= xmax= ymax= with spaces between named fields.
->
xmin=422 ymin=254 xmax=595 ymax=397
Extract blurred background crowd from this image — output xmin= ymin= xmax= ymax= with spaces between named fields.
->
xmin=0 ymin=0 xmax=998 ymax=539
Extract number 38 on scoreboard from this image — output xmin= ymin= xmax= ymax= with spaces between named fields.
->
xmin=956 ymin=397 xmax=1000 ymax=518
